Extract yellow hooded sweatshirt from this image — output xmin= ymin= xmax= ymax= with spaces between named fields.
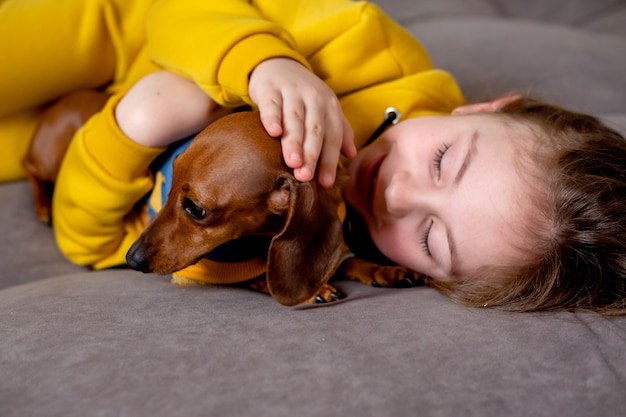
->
xmin=1 ymin=0 xmax=465 ymax=283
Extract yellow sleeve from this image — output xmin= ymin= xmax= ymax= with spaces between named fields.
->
xmin=52 ymin=94 xmax=164 ymax=269
xmin=147 ymin=0 xmax=465 ymax=146
xmin=147 ymin=0 xmax=312 ymax=107
xmin=146 ymin=0 xmax=432 ymax=104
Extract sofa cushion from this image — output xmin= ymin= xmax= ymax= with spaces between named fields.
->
xmin=2 ymin=271 xmax=626 ymax=417
xmin=0 ymin=182 xmax=85 ymax=289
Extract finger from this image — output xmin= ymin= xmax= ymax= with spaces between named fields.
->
xmin=340 ymin=115 xmax=357 ymax=158
xmin=256 ymin=94 xmax=284 ymax=137
xmin=315 ymin=140 xmax=340 ymax=188
xmin=294 ymin=110 xmax=325 ymax=183
xmin=314 ymin=113 xmax=344 ymax=188
xmin=280 ymin=99 xmax=306 ymax=170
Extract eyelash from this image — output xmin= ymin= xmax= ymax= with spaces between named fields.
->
xmin=433 ymin=143 xmax=450 ymax=175
xmin=420 ymin=218 xmax=433 ymax=256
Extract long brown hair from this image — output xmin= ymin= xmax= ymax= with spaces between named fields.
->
xmin=429 ymin=97 xmax=626 ymax=315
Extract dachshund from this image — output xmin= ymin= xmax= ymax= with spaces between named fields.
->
xmin=126 ymin=111 xmax=422 ymax=305
xmin=23 ymin=91 xmax=422 ymax=306
xmin=22 ymin=89 xmax=111 ymax=225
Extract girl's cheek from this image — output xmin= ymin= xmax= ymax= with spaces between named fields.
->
xmin=373 ymin=228 xmax=416 ymax=268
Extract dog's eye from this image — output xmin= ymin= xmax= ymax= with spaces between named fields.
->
xmin=183 ymin=198 xmax=207 ymax=221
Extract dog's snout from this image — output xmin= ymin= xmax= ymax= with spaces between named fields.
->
xmin=126 ymin=242 xmax=152 ymax=273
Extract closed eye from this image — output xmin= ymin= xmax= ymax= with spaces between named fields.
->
xmin=183 ymin=198 xmax=207 ymax=221
xmin=420 ymin=218 xmax=433 ymax=257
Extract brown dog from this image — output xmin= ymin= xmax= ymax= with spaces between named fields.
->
xmin=22 ymin=89 xmax=111 ymax=224
xmin=126 ymin=111 xmax=422 ymax=306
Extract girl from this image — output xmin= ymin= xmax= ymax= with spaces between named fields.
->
xmin=2 ymin=0 xmax=624 ymax=314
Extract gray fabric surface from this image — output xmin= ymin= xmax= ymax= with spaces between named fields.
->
xmin=2 ymin=0 xmax=626 ymax=416
xmin=0 ymin=182 xmax=85 ymax=289
xmin=2 ymin=271 xmax=626 ymax=417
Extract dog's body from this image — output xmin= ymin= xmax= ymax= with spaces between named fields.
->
xmin=22 ymin=90 xmax=111 ymax=224
xmin=26 ymin=93 xmax=422 ymax=306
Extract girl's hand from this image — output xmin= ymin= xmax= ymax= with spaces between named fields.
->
xmin=249 ymin=58 xmax=356 ymax=187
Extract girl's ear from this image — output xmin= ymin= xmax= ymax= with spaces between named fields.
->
xmin=452 ymin=94 xmax=521 ymax=115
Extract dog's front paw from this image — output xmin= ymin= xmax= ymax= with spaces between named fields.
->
xmin=368 ymin=265 xmax=423 ymax=288
xmin=340 ymin=257 xmax=423 ymax=288
xmin=304 ymin=283 xmax=345 ymax=304
xmin=389 ymin=273 xmax=422 ymax=288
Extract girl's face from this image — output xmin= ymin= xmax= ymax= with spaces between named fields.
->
xmin=344 ymin=113 xmax=534 ymax=282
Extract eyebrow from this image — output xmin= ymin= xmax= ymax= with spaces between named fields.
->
xmin=448 ymin=132 xmax=478 ymax=274
xmin=454 ymin=131 xmax=477 ymax=184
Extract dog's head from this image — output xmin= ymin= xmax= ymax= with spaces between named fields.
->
xmin=126 ymin=111 xmax=346 ymax=306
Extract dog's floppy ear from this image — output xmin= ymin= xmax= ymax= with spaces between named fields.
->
xmin=266 ymin=175 xmax=345 ymax=306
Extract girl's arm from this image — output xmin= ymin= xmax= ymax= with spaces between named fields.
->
xmin=53 ymin=71 xmax=222 ymax=269
xmin=148 ymin=0 xmax=362 ymax=186
xmin=52 ymin=94 xmax=162 ymax=269
xmin=147 ymin=0 xmax=464 ymax=153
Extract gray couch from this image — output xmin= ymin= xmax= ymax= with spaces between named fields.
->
xmin=2 ymin=1 xmax=626 ymax=416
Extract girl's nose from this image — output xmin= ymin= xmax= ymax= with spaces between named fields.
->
xmin=384 ymin=171 xmax=422 ymax=217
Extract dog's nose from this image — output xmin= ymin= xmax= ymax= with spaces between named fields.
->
xmin=126 ymin=243 xmax=151 ymax=273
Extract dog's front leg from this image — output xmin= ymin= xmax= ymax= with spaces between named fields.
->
xmin=238 ymin=277 xmax=344 ymax=304
xmin=303 ymin=283 xmax=345 ymax=304
xmin=339 ymin=257 xmax=424 ymax=288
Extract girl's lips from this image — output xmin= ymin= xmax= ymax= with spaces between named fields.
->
xmin=362 ymin=155 xmax=386 ymax=211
